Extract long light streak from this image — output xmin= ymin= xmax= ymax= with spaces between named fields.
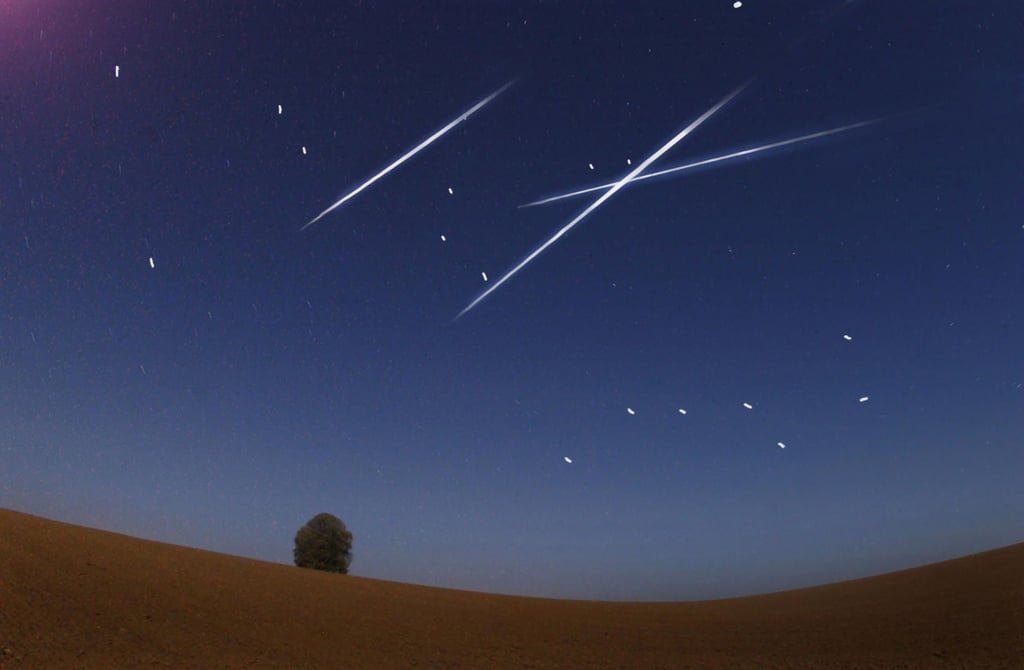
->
xmin=457 ymin=81 xmax=751 ymax=318
xmin=302 ymin=80 xmax=516 ymax=231
xmin=520 ymin=118 xmax=880 ymax=208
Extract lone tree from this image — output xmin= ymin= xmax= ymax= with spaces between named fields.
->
xmin=293 ymin=512 xmax=353 ymax=574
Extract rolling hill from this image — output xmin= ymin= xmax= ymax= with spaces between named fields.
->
xmin=1 ymin=507 xmax=1021 ymax=668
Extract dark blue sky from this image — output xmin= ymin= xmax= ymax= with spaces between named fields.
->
xmin=2 ymin=1 xmax=1022 ymax=600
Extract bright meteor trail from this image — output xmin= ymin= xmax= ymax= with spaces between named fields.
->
xmin=301 ymin=80 xmax=516 ymax=232
xmin=457 ymin=80 xmax=751 ymax=318
xmin=520 ymin=118 xmax=881 ymax=208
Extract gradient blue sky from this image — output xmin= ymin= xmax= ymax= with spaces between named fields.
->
xmin=2 ymin=1 xmax=1022 ymax=601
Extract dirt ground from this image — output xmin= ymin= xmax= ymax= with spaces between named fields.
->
xmin=1 ymin=508 xmax=1021 ymax=669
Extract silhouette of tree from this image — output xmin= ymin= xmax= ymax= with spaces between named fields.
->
xmin=293 ymin=512 xmax=353 ymax=574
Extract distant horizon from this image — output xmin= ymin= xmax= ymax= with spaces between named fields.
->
xmin=5 ymin=504 xmax=1021 ymax=602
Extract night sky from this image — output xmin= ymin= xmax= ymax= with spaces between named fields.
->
xmin=2 ymin=1 xmax=1022 ymax=601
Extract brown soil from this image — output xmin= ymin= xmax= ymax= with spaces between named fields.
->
xmin=1 ymin=508 xmax=1021 ymax=668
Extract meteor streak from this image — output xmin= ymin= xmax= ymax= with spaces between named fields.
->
xmin=457 ymin=81 xmax=750 ymax=318
xmin=520 ymin=118 xmax=880 ymax=208
xmin=301 ymin=80 xmax=515 ymax=231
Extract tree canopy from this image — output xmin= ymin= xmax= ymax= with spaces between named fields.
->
xmin=293 ymin=512 xmax=353 ymax=574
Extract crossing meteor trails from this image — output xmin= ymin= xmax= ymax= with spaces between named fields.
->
xmin=520 ymin=118 xmax=882 ymax=208
xmin=457 ymin=81 xmax=751 ymax=319
xmin=301 ymin=80 xmax=516 ymax=232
